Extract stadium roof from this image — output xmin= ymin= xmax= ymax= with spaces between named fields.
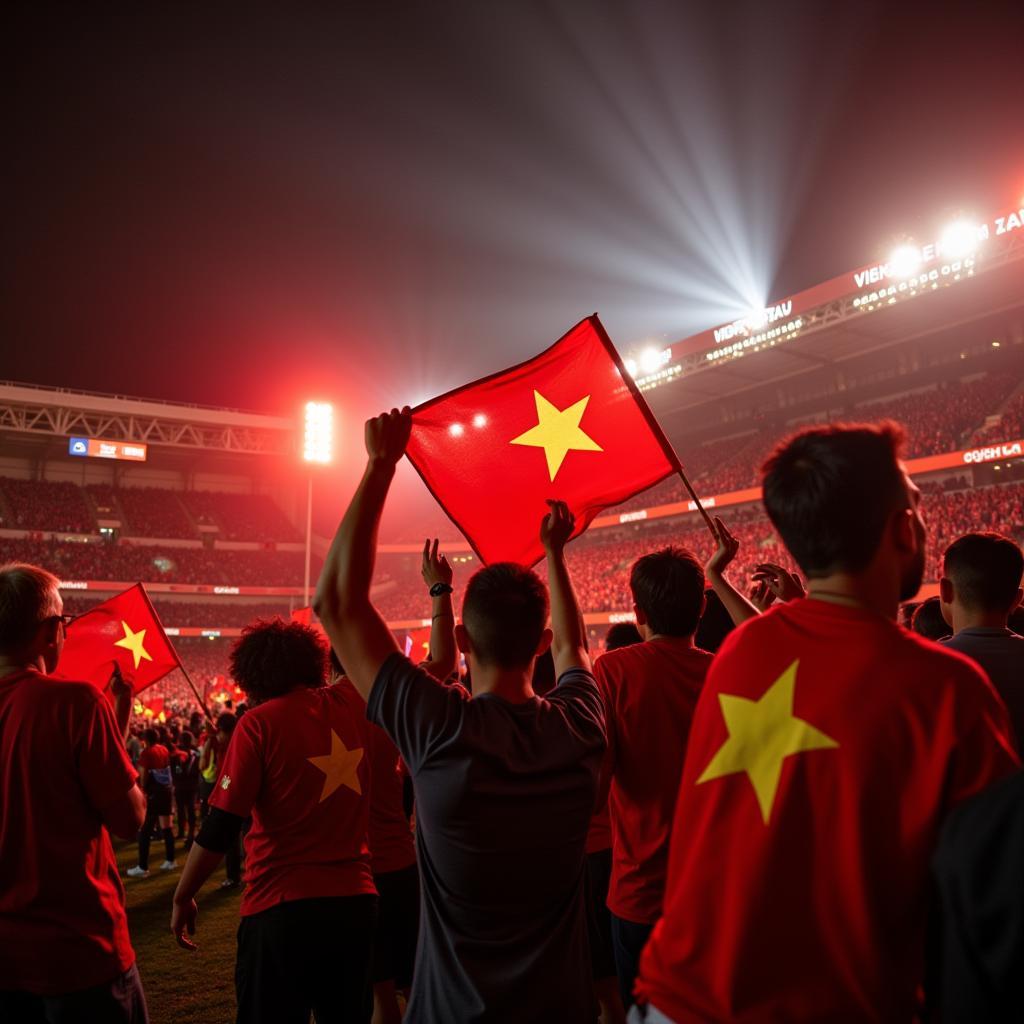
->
xmin=637 ymin=201 xmax=1024 ymax=417
xmin=0 ymin=381 xmax=297 ymax=461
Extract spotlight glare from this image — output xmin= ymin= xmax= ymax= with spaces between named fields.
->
xmin=624 ymin=358 xmax=638 ymax=378
xmin=887 ymin=244 xmax=921 ymax=279
xmin=639 ymin=347 xmax=662 ymax=374
xmin=303 ymin=401 xmax=333 ymax=464
xmin=472 ymin=413 xmax=487 ymax=428
xmin=449 ymin=423 xmax=465 ymax=437
xmin=940 ymin=220 xmax=980 ymax=258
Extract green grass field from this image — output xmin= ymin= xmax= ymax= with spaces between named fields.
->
xmin=116 ymin=839 xmax=239 ymax=1024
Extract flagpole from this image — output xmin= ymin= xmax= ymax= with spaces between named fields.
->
xmin=676 ymin=467 xmax=717 ymax=538
xmin=177 ymin=662 xmax=215 ymax=723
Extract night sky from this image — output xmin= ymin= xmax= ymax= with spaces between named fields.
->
xmin=6 ymin=2 xmax=1024 ymax=427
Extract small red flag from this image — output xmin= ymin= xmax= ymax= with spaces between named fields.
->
xmin=58 ymin=583 xmax=180 ymax=695
xmin=406 ymin=315 xmax=681 ymax=565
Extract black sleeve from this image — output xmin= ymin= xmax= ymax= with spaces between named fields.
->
xmin=930 ymin=771 xmax=1024 ymax=1022
xmin=367 ymin=650 xmax=468 ymax=774
xmin=195 ymin=806 xmax=246 ymax=854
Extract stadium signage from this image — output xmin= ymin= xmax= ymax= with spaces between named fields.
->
xmin=213 ymin=585 xmax=241 ymax=594
xmin=713 ymin=301 xmax=794 ymax=344
xmin=962 ymin=441 xmax=1023 ymax=464
xmin=666 ymin=199 xmax=1024 ymax=369
xmin=68 ymin=436 xmax=148 ymax=462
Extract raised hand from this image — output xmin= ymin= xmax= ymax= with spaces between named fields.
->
xmin=540 ymin=499 xmax=575 ymax=555
xmin=749 ymin=578 xmax=777 ymax=612
xmin=365 ymin=407 xmax=412 ymax=467
xmin=108 ymin=662 xmax=131 ymax=699
xmin=705 ymin=516 xmax=740 ymax=577
xmin=421 ymin=538 xmax=454 ymax=588
xmin=751 ymin=562 xmax=806 ymax=603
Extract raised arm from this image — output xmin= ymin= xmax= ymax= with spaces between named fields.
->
xmin=313 ymin=408 xmax=409 ymax=702
xmin=420 ymin=538 xmax=457 ymax=681
xmin=704 ymin=515 xmax=761 ymax=626
xmin=542 ymin=500 xmax=591 ymax=676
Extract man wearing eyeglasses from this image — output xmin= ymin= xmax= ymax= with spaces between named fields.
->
xmin=0 ymin=562 xmax=150 ymax=1022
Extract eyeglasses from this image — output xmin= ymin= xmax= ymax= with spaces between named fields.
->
xmin=44 ymin=613 xmax=78 ymax=629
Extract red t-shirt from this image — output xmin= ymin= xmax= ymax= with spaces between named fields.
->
xmin=138 ymin=743 xmax=172 ymax=789
xmin=333 ymin=677 xmax=415 ymax=874
xmin=637 ymin=599 xmax=1020 ymax=1022
xmin=210 ymin=684 xmax=376 ymax=916
xmin=594 ymin=638 xmax=713 ymax=923
xmin=0 ymin=670 xmax=138 ymax=994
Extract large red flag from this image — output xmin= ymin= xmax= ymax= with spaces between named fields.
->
xmin=406 ymin=315 xmax=681 ymax=565
xmin=58 ymin=583 xmax=180 ymax=695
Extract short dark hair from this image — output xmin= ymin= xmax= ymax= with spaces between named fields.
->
xmin=461 ymin=563 xmax=549 ymax=669
xmin=943 ymin=532 xmax=1024 ymax=613
xmin=179 ymin=731 xmax=194 ymax=749
xmin=604 ymin=621 xmax=642 ymax=651
xmin=230 ymin=618 xmax=327 ymax=703
xmin=216 ymin=712 xmax=237 ymax=734
xmin=143 ymin=728 xmax=159 ymax=746
xmin=0 ymin=562 xmax=61 ymax=653
xmin=910 ymin=596 xmax=949 ymax=641
xmin=629 ymin=547 xmax=705 ymax=637
xmin=762 ymin=422 xmax=907 ymax=577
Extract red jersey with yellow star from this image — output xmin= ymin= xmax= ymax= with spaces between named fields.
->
xmin=210 ymin=683 xmax=375 ymax=916
xmin=636 ymin=598 xmax=1018 ymax=1022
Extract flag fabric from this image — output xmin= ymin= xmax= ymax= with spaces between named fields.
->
xmin=634 ymin=599 xmax=1018 ymax=1021
xmin=406 ymin=315 xmax=681 ymax=566
xmin=58 ymin=584 xmax=180 ymax=696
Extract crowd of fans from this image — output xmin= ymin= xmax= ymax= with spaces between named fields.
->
xmin=3 ymin=414 xmax=1023 ymax=1023
xmin=0 ymin=477 xmax=94 ymax=533
xmin=608 ymin=372 xmax=1022 ymax=515
xmin=974 ymin=387 xmax=1024 ymax=444
xmin=0 ymin=538 xmax=315 ymax=587
xmin=180 ymin=491 xmax=302 ymax=542
xmin=0 ymin=477 xmax=301 ymax=542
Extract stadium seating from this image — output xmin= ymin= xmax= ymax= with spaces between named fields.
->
xmin=0 ymin=538 xmax=314 ymax=587
xmin=180 ymin=490 xmax=303 ymax=542
xmin=0 ymin=477 xmax=94 ymax=534
xmin=115 ymin=487 xmax=196 ymax=539
xmin=973 ymin=389 xmax=1024 ymax=444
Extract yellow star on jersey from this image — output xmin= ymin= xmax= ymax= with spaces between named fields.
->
xmin=114 ymin=621 xmax=153 ymax=670
xmin=308 ymin=731 xmax=364 ymax=803
xmin=697 ymin=660 xmax=838 ymax=824
xmin=509 ymin=390 xmax=603 ymax=481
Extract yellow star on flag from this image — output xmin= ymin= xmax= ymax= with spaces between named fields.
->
xmin=509 ymin=390 xmax=603 ymax=481
xmin=308 ymin=730 xmax=364 ymax=803
xmin=697 ymin=660 xmax=838 ymax=824
xmin=114 ymin=620 xmax=153 ymax=670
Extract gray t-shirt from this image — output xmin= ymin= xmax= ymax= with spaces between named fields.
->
xmin=942 ymin=628 xmax=1024 ymax=750
xmin=368 ymin=652 xmax=606 ymax=1024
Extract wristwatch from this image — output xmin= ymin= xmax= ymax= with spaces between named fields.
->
xmin=429 ymin=582 xmax=454 ymax=597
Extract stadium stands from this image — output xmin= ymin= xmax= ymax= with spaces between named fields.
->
xmin=114 ymin=486 xmax=196 ymax=539
xmin=0 ymin=477 xmax=94 ymax=533
xmin=0 ymin=538 xmax=313 ymax=587
xmin=181 ymin=490 xmax=303 ymax=542
xmin=60 ymin=596 xmax=295 ymax=627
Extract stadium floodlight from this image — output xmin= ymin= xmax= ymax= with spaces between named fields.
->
xmin=940 ymin=220 xmax=980 ymax=258
xmin=303 ymin=401 xmax=333 ymax=464
xmin=639 ymin=347 xmax=662 ymax=374
xmin=624 ymin=358 xmax=638 ymax=378
xmin=888 ymin=244 xmax=921 ymax=279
